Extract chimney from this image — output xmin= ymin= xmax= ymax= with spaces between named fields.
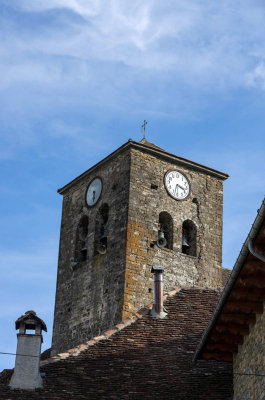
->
xmin=9 ymin=310 xmax=47 ymax=390
xmin=151 ymin=266 xmax=167 ymax=318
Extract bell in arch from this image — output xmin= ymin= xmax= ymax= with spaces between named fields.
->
xmin=157 ymin=230 xmax=167 ymax=248
xmin=97 ymin=243 xmax=107 ymax=255
xmin=182 ymin=233 xmax=190 ymax=254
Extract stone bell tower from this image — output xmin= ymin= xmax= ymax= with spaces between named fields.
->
xmin=51 ymin=139 xmax=229 ymax=355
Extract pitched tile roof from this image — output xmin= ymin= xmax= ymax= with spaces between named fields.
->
xmin=0 ymin=288 xmax=232 ymax=399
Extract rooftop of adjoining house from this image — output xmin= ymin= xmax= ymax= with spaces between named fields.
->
xmin=0 ymin=287 xmax=233 ymax=400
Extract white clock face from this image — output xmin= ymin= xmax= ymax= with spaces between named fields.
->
xmin=164 ymin=170 xmax=190 ymax=200
xmin=86 ymin=177 xmax=102 ymax=207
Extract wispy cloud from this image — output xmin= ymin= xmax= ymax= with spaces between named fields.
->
xmin=246 ymin=62 xmax=265 ymax=90
xmin=1 ymin=0 xmax=265 ymax=157
xmin=1 ymin=1 xmax=264 ymax=159
xmin=2 ymin=1 xmax=265 ymax=87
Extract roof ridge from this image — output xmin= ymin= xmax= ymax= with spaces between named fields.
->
xmin=139 ymin=138 xmax=166 ymax=152
xmin=40 ymin=288 xmax=181 ymax=366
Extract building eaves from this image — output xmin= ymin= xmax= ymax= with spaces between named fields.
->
xmin=194 ymin=197 xmax=265 ymax=362
xmin=57 ymin=139 xmax=229 ymax=195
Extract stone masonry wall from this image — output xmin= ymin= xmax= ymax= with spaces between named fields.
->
xmin=51 ymin=150 xmax=131 ymax=355
xmin=233 ymin=304 xmax=265 ymax=400
xmin=123 ymin=148 xmax=225 ymax=317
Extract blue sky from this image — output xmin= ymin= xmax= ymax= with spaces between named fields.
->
xmin=1 ymin=0 xmax=265 ymax=370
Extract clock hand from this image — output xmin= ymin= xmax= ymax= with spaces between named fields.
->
xmin=178 ymin=184 xmax=185 ymax=191
xmin=92 ymin=190 xmax=96 ymax=202
xmin=174 ymin=184 xmax=180 ymax=196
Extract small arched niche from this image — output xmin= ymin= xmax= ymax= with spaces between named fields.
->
xmin=94 ymin=203 xmax=109 ymax=255
xmin=182 ymin=220 xmax=197 ymax=257
xmin=158 ymin=211 xmax=173 ymax=250
xmin=75 ymin=215 xmax=89 ymax=262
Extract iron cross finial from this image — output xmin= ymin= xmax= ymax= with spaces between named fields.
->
xmin=141 ymin=120 xmax=147 ymax=139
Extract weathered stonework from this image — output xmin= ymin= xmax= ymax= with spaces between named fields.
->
xmin=233 ymin=303 xmax=265 ymax=400
xmin=123 ymin=147 xmax=226 ymax=317
xmin=51 ymin=140 xmax=229 ymax=355
xmin=51 ymin=150 xmax=131 ymax=355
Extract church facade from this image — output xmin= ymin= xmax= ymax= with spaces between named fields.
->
xmin=51 ymin=139 xmax=230 ymax=355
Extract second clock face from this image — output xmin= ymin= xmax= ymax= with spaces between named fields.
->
xmin=164 ymin=170 xmax=190 ymax=200
xmin=86 ymin=177 xmax=102 ymax=207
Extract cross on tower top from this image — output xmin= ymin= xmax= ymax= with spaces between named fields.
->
xmin=141 ymin=120 xmax=147 ymax=139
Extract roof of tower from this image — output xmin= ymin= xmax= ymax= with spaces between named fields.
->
xmin=58 ymin=138 xmax=229 ymax=194
xmin=0 ymin=288 xmax=233 ymax=399
xmin=139 ymin=138 xmax=167 ymax=151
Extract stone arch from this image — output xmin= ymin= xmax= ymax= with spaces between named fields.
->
xmin=158 ymin=211 xmax=173 ymax=250
xmin=182 ymin=219 xmax=197 ymax=256
xmin=75 ymin=215 xmax=89 ymax=262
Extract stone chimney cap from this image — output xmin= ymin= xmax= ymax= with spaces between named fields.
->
xmin=151 ymin=265 xmax=165 ymax=274
xmin=15 ymin=310 xmax=47 ymax=332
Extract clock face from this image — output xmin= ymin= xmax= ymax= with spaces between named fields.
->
xmin=85 ymin=177 xmax=102 ymax=207
xmin=164 ymin=170 xmax=190 ymax=200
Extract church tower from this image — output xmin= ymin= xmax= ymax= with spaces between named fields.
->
xmin=51 ymin=139 xmax=229 ymax=355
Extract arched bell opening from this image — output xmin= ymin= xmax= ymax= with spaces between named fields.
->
xmin=182 ymin=220 xmax=197 ymax=256
xmin=157 ymin=212 xmax=173 ymax=250
xmin=75 ymin=215 xmax=89 ymax=262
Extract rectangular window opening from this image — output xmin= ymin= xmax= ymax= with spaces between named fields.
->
xmin=151 ymin=184 xmax=158 ymax=190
